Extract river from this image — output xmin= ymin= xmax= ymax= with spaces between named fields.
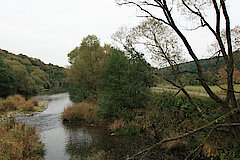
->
xmin=16 ymin=93 xmax=153 ymax=160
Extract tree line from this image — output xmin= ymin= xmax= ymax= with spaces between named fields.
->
xmin=159 ymin=50 xmax=240 ymax=85
xmin=0 ymin=49 xmax=68 ymax=97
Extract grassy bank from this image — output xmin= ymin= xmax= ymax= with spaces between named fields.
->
xmin=0 ymin=95 xmax=46 ymax=159
xmin=0 ymin=95 xmax=46 ymax=120
xmin=152 ymin=84 xmax=240 ymax=96
xmin=0 ymin=120 xmax=44 ymax=159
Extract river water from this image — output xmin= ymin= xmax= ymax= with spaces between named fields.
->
xmin=17 ymin=93 xmax=152 ymax=160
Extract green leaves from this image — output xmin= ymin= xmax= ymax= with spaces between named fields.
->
xmin=0 ymin=50 xmax=67 ymax=97
xmin=67 ymin=35 xmax=107 ymax=102
xmin=99 ymin=49 xmax=153 ymax=118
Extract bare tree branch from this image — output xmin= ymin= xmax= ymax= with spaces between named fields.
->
xmin=163 ymin=77 xmax=206 ymax=118
xmin=117 ymin=1 xmax=170 ymax=25
xmin=215 ymin=83 xmax=240 ymax=94
xmin=181 ymin=0 xmax=228 ymax=62
xmin=127 ymin=107 xmax=240 ymax=160
xmin=184 ymin=122 xmax=240 ymax=160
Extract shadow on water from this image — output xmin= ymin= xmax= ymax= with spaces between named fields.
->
xmin=16 ymin=93 xmax=154 ymax=160
xmin=63 ymin=122 xmax=154 ymax=160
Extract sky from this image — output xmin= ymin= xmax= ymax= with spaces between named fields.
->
xmin=0 ymin=0 xmax=239 ymax=67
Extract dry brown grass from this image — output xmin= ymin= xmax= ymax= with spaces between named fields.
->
xmin=163 ymin=139 xmax=188 ymax=150
xmin=86 ymin=150 xmax=108 ymax=160
xmin=7 ymin=95 xmax=26 ymax=108
xmin=109 ymin=119 xmax=125 ymax=132
xmin=0 ymin=99 xmax=17 ymax=111
xmin=0 ymin=120 xmax=44 ymax=159
xmin=20 ymin=101 xmax=35 ymax=112
xmin=0 ymin=95 xmax=40 ymax=113
xmin=62 ymin=102 xmax=99 ymax=123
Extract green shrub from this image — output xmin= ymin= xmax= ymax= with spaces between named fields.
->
xmin=99 ymin=49 xmax=153 ymax=119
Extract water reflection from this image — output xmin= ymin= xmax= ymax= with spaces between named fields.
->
xmin=17 ymin=93 xmax=153 ymax=160
xmin=63 ymin=122 xmax=152 ymax=160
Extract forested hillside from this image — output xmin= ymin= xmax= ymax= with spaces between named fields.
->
xmin=0 ymin=49 xmax=68 ymax=97
xmin=159 ymin=50 xmax=240 ymax=85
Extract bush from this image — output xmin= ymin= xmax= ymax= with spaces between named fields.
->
xmin=142 ymin=92 xmax=238 ymax=158
xmin=62 ymin=102 xmax=99 ymax=123
xmin=29 ymin=98 xmax=39 ymax=107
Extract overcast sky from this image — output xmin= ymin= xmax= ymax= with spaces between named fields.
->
xmin=0 ymin=0 xmax=239 ymax=67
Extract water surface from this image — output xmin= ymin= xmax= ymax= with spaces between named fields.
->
xmin=17 ymin=93 xmax=151 ymax=160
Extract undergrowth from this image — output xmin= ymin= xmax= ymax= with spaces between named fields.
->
xmin=0 ymin=95 xmax=45 ymax=114
xmin=0 ymin=119 xmax=44 ymax=160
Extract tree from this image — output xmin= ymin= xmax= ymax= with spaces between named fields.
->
xmin=98 ymin=49 xmax=153 ymax=118
xmin=224 ymin=25 xmax=240 ymax=52
xmin=67 ymin=35 xmax=107 ymax=102
xmin=116 ymin=0 xmax=240 ymax=159
xmin=67 ymin=47 xmax=80 ymax=64
xmin=209 ymin=25 xmax=240 ymax=54
xmin=0 ymin=56 xmax=16 ymax=97
xmin=98 ymin=49 xmax=130 ymax=117
xmin=117 ymin=0 xmax=238 ymax=110
xmin=113 ymin=19 xmax=205 ymax=117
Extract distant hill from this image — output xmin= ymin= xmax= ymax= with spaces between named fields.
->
xmin=158 ymin=50 xmax=240 ymax=85
xmin=0 ymin=49 xmax=68 ymax=97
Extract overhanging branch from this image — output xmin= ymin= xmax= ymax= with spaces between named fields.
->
xmin=127 ymin=107 xmax=240 ymax=160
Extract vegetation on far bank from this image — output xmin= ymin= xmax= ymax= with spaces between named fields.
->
xmin=0 ymin=95 xmax=46 ymax=120
xmin=0 ymin=49 xmax=68 ymax=98
xmin=0 ymin=120 xmax=44 ymax=160
xmin=158 ymin=50 xmax=240 ymax=86
xmin=152 ymin=84 xmax=240 ymax=97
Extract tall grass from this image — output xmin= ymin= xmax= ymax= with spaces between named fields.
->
xmin=109 ymin=119 xmax=125 ymax=132
xmin=0 ymin=95 xmax=41 ymax=113
xmin=62 ymin=102 xmax=99 ymax=124
xmin=0 ymin=120 xmax=44 ymax=159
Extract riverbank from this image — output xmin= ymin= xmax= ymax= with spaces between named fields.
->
xmin=62 ymin=92 xmax=240 ymax=159
xmin=0 ymin=119 xmax=45 ymax=159
xmin=0 ymin=95 xmax=48 ymax=122
xmin=0 ymin=95 xmax=47 ymax=159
